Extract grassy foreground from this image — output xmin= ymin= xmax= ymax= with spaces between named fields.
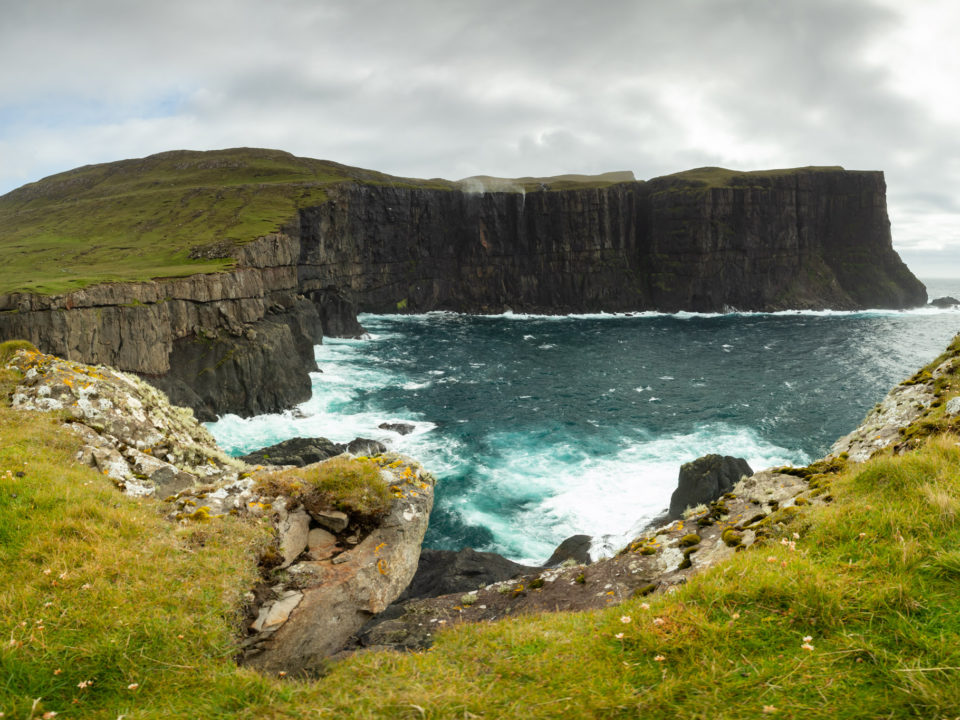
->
xmin=2 ymin=349 xmax=960 ymax=719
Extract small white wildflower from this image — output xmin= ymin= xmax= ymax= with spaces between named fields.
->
xmin=620 ymin=615 xmax=631 ymax=624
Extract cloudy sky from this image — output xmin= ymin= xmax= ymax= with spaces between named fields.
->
xmin=1 ymin=0 xmax=959 ymax=278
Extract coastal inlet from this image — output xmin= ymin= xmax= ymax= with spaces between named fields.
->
xmin=208 ymin=300 xmax=960 ymax=565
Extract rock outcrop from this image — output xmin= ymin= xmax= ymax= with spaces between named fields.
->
xmin=5 ymin=346 xmax=437 ymax=673
xmin=929 ymin=296 xmax=960 ymax=308
xmin=238 ymin=454 xmax=435 ymax=675
xmin=668 ymin=455 xmax=753 ymax=519
xmin=240 ymin=435 xmax=387 ymax=467
xmin=6 ymin=346 xmax=242 ymax=496
xmin=396 ymin=547 xmax=538 ymax=602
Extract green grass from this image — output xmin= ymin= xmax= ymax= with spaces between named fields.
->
xmin=3 ymin=342 xmax=960 ymax=718
xmin=0 ymin=148 xmax=452 ymax=296
xmin=255 ymin=456 xmax=392 ymax=521
xmin=655 ymin=165 xmax=849 ymax=190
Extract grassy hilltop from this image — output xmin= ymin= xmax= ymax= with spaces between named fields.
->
xmin=0 ymin=147 xmax=851 ymax=296
xmin=0 ymin=148 xmax=437 ymax=295
xmin=1 ymin=336 xmax=960 ymax=718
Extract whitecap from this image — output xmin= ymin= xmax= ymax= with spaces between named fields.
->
xmin=451 ymin=423 xmax=807 ymax=564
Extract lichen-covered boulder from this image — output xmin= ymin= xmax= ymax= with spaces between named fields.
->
xmin=241 ymin=453 xmax=435 ymax=675
xmin=6 ymin=348 xmax=243 ymax=496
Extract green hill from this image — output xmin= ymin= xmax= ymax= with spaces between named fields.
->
xmin=0 ymin=149 xmax=641 ymax=297
xmin=0 ymin=148 xmax=453 ymax=295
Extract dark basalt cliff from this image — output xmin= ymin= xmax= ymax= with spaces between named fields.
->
xmin=0 ymin=236 xmax=325 ymax=421
xmin=299 ymin=169 xmax=924 ymax=314
xmin=0 ymin=164 xmax=926 ymax=419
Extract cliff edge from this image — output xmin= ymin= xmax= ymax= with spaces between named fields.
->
xmin=0 ymin=150 xmax=927 ymax=418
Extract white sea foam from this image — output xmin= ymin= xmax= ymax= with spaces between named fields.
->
xmin=359 ymin=305 xmax=959 ymax=324
xmin=448 ymin=423 xmax=807 ymax=565
xmin=207 ymin=338 xmax=435 ymax=455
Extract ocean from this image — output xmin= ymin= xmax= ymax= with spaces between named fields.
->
xmin=208 ymin=279 xmax=960 ymax=565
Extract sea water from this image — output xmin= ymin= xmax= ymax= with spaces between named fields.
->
xmin=208 ymin=280 xmax=960 ymax=564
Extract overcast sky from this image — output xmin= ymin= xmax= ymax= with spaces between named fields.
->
xmin=2 ymin=0 xmax=959 ymax=278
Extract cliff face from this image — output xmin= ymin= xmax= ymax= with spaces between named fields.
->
xmin=0 ymin=235 xmax=325 ymax=421
xmin=299 ymin=169 xmax=925 ymax=314
xmin=0 ymin=164 xmax=927 ymax=420
xmin=298 ymin=184 xmax=650 ymax=313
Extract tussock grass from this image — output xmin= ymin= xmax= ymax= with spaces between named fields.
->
xmin=255 ymin=456 xmax=391 ymax=520
xmin=3 ymin=355 xmax=960 ymax=717
xmin=0 ymin=339 xmax=37 ymax=364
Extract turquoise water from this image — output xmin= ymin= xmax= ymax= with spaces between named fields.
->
xmin=209 ymin=281 xmax=960 ymax=564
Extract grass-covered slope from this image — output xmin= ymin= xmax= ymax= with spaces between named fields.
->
xmin=0 ymin=148 xmax=451 ymax=295
xmin=2 ymin=335 xmax=960 ymax=718
xmin=655 ymin=165 xmax=848 ymax=189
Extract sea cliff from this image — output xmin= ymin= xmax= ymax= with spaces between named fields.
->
xmin=302 ymin=168 xmax=924 ymax=314
xmin=0 ymin=151 xmax=927 ymax=418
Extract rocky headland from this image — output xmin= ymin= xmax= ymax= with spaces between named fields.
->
xmin=0 ymin=150 xmax=927 ymax=420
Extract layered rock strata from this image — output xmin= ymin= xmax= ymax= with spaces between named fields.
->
xmin=1 ymin=166 xmax=926 ymax=419
xmin=299 ymin=170 xmax=925 ymax=314
xmin=0 ymin=235 xmax=330 ymax=420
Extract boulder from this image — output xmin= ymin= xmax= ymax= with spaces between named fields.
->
xmin=929 ymin=296 xmax=960 ymax=308
xmin=397 ymin=547 xmax=539 ymax=602
xmin=278 ymin=508 xmax=311 ymax=569
xmin=668 ymin=455 xmax=753 ymax=518
xmin=544 ymin=534 xmax=593 ymax=567
xmin=946 ymin=396 xmax=960 ymax=417
xmin=308 ymin=527 xmax=339 ymax=560
xmin=311 ymin=509 xmax=350 ymax=533
xmin=240 ymin=437 xmax=343 ymax=467
xmin=345 ymin=438 xmax=387 ymax=456
xmin=379 ymin=422 xmax=416 ymax=435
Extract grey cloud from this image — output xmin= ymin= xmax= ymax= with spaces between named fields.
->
xmin=1 ymin=0 xmax=959 ymax=268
